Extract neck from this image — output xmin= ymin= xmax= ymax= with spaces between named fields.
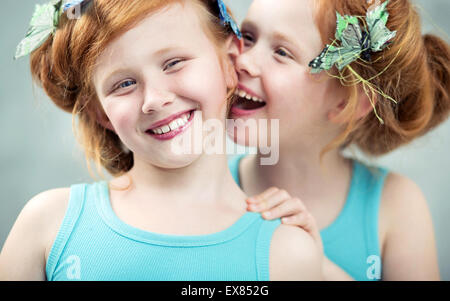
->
xmin=252 ymin=143 xmax=352 ymax=204
xmin=124 ymin=152 xmax=247 ymax=210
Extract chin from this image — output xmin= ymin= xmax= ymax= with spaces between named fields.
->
xmin=153 ymin=153 xmax=202 ymax=170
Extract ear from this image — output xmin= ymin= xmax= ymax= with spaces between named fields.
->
xmin=328 ymin=85 xmax=377 ymax=124
xmin=224 ymin=35 xmax=242 ymax=89
xmin=96 ymin=107 xmax=115 ymax=132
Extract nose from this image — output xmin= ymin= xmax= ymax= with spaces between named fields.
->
xmin=142 ymin=86 xmax=175 ymax=114
xmin=235 ymin=47 xmax=261 ymax=78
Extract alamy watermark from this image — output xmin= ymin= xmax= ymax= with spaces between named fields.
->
xmin=366 ymin=255 xmax=381 ymax=280
xmin=65 ymin=255 xmax=81 ymax=280
xmin=169 ymin=111 xmax=280 ymax=165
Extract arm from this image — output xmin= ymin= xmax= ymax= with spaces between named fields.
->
xmin=269 ymin=224 xmax=323 ymax=281
xmin=381 ymin=173 xmax=440 ymax=280
xmin=322 ymin=257 xmax=354 ymax=281
xmin=0 ymin=188 xmax=69 ymax=281
xmin=247 ymin=188 xmax=354 ymax=280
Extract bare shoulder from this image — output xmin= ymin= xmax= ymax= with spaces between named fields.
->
xmin=0 ymin=187 xmax=70 ymax=280
xmin=380 ymin=172 xmax=430 ymax=238
xmin=29 ymin=188 xmax=72 ymax=258
xmin=269 ymin=224 xmax=323 ymax=281
xmin=22 ymin=188 xmax=71 ymax=237
xmin=381 ymin=172 xmax=429 ymax=222
xmin=379 ymin=173 xmax=440 ymax=280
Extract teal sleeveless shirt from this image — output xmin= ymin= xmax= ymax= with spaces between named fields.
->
xmin=45 ymin=181 xmax=281 ymax=281
xmin=228 ymin=155 xmax=389 ymax=281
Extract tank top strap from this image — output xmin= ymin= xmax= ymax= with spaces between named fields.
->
xmin=255 ymin=218 xmax=282 ymax=280
xmin=45 ymin=183 xmax=88 ymax=280
xmin=354 ymin=160 xmax=389 ymax=259
xmin=319 ymin=159 xmax=389 ymax=280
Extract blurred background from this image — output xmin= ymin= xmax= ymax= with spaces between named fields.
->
xmin=0 ymin=0 xmax=449 ymax=280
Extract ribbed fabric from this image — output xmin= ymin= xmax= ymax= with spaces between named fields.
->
xmin=45 ymin=181 xmax=281 ymax=281
xmin=228 ymin=154 xmax=389 ymax=281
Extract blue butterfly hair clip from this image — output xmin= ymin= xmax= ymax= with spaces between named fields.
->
xmin=216 ymin=0 xmax=242 ymax=39
xmin=63 ymin=0 xmax=88 ymax=12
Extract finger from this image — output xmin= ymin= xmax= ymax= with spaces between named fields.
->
xmin=281 ymin=212 xmax=311 ymax=229
xmin=249 ymin=189 xmax=291 ymax=212
xmin=261 ymin=197 xmax=306 ymax=219
xmin=282 ymin=213 xmax=323 ymax=251
xmin=246 ymin=187 xmax=279 ymax=204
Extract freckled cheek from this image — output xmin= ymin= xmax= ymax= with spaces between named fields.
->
xmin=173 ymin=63 xmax=228 ymax=116
xmin=268 ymin=70 xmax=324 ymax=120
xmin=267 ymin=70 xmax=305 ymax=106
xmin=105 ymin=102 xmax=139 ymax=135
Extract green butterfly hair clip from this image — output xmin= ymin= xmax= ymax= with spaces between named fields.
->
xmin=15 ymin=0 xmax=93 ymax=60
xmin=308 ymin=0 xmax=399 ymax=124
xmin=14 ymin=0 xmax=64 ymax=60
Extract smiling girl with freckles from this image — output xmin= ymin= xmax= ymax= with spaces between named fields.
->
xmin=0 ymin=0 xmax=322 ymax=281
xmin=228 ymin=0 xmax=449 ymax=280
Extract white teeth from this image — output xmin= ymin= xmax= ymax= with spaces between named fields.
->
xmin=161 ymin=125 xmax=171 ymax=134
xmin=235 ymin=89 xmax=265 ymax=103
xmin=169 ymin=120 xmax=180 ymax=131
xmin=150 ymin=112 xmax=191 ymax=135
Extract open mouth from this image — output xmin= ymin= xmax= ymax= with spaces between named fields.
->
xmin=146 ymin=109 xmax=196 ymax=140
xmin=232 ymin=88 xmax=266 ymax=114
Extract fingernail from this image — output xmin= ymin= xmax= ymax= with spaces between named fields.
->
xmin=249 ymin=204 xmax=260 ymax=211
xmin=263 ymin=211 xmax=271 ymax=218
xmin=282 ymin=217 xmax=289 ymax=223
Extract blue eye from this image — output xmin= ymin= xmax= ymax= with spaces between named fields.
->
xmin=243 ymin=33 xmax=254 ymax=42
xmin=164 ymin=59 xmax=182 ymax=71
xmin=242 ymin=32 xmax=255 ymax=47
xmin=118 ymin=80 xmax=136 ymax=89
xmin=275 ymin=48 xmax=289 ymax=57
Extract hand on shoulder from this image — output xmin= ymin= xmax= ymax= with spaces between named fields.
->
xmin=0 ymin=187 xmax=70 ymax=280
xmin=269 ymin=224 xmax=323 ymax=281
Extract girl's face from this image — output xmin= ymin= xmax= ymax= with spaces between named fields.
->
xmin=93 ymin=3 xmax=235 ymax=169
xmin=230 ymin=0 xmax=346 ymax=149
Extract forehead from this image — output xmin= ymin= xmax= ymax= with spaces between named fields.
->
xmin=245 ymin=0 xmax=322 ymax=52
xmin=94 ymin=2 xmax=213 ymax=74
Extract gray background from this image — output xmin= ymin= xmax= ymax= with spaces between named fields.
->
xmin=1 ymin=0 xmax=449 ymax=280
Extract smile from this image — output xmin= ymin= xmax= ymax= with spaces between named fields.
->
xmin=231 ymin=87 xmax=267 ymax=117
xmin=146 ymin=110 xmax=196 ymax=141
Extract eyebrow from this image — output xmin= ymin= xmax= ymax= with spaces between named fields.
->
xmin=271 ymin=31 xmax=302 ymax=54
xmin=152 ymin=46 xmax=185 ymax=59
xmin=100 ymin=69 xmax=129 ymax=95
xmin=241 ymin=20 xmax=302 ymax=57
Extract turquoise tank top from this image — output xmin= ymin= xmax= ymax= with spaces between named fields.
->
xmin=45 ymin=181 xmax=281 ymax=281
xmin=228 ymin=155 xmax=389 ymax=281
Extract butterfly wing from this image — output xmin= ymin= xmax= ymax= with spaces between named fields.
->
xmin=335 ymin=46 xmax=363 ymax=70
xmin=336 ymin=13 xmax=362 ymax=47
xmin=217 ymin=0 xmax=242 ymax=39
xmin=309 ymin=44 xmax=360 ymax=73
xmin=335 ymin=13 xmax=363 ymax=67
xmin=366 ymin=0 xmax=397 ymax=52
xmin=15 ymin=28 xmax=54 ymax=60
xmin=14 ymin=2 xmax=58 ymax=59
